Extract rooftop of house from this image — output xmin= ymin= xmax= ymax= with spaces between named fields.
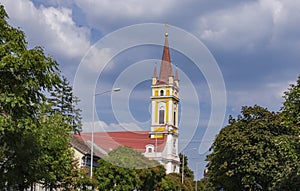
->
xmin=77 ymin=131 xmax=167 ymax=153
xmin=71 ymin=134 xmax=106 ymax=158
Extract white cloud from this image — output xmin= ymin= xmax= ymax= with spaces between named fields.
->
xmin=73 ymin=0 xmax=174 ymax=32
xmin=1 ymin=0 xmax=90 ymax=59
xmin=194 ymin=0 xmax=300 ymax=52
xmin=82 ymin=47 xmax=114 ymax=72
xmin=269 ymin=0 xmax=300 ymax=50
xmin=227 ymin=81 xmax=290 ymax=114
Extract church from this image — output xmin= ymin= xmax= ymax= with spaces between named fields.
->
xmin=72 ymin=26 xmax=181 ymax=174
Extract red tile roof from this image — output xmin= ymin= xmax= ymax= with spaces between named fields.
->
xmin=79 ymin=131 xmax=167 ymax=153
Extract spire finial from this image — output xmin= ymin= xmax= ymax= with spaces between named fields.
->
xmin=158 ymin=23 xmax=172 ymax=84
xmin=165 ymin=22 xmax=168 ymax=37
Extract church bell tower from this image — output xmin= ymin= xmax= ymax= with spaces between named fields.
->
xmin=149 ymin=24 xmax=180 ymax=173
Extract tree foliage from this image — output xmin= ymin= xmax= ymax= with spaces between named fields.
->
xmin=49 ymin=76 xmax=82 ymax=134
xmin=35 ymin=114 xmax=76 ymax=189
xmin=0 ymin=4 xmax=80 ymax=189
xmin=159 ymin=172 xmax=194 ymax=191
xmin=159 ymin=173 xmax=183 ymax=191
xmin=94 ymin=146 xmax=166 ymax=191
xmin=278 ymin=75 xmax=300 ymax=189
xmin=282 ymin=75 xmax=300 ymax=131
xmin=96 ymin=159 xmax=141 ymax=191
xmin=206 ymin=104 xmax=299 ymax=190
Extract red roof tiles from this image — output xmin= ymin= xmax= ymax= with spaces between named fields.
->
xmin=79 ymin=131 xmax=167 ymax=153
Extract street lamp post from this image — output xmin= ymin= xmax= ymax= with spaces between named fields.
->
xmin=195 ymin=163 xmax=198 ymax=191
xmin=195 ymin=162 xmax=201 ymax=191
xmin=194 ymin=161 xmax=208 ymax=191
xmin=90 ymin=88 xmax=121 ymax=179
xmin=181 ymin=148 xmax=196 ymax=185
xmin=181 ymin=152 xmax=184 ymax=184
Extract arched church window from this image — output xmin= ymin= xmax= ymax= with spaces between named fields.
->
xmin=173 ymin=104 xmax=177 ymax=126
xmin=146 ymin=144 xmax=155 ymax=153
xmin=159 ymin=105 xmax=165 ymax=124
xmin=160 ymin=90 xmax=164 ymax=96
xmin=173 ymin=165 xmax=176 ymax=172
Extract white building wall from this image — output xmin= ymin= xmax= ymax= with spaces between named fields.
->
xmin=151 ymin=100 xmax=156 ymax=125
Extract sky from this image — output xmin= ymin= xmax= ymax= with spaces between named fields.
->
xmin=1 ymin=0 xmax=300 ymax=179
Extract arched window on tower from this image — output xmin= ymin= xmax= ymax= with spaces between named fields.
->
xmin=159 ymin=105 xmax=165 ymax=124
xmin=160 ymin=90 xmax=164 ymax=96
xmin=173 ymin=104 xmax=177 ymax=126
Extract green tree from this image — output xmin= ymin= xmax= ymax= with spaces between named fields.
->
xmin=159 ymin=173 xmax=183 ymax=191
xmin=278 ymin=75 xmax=300 ymax=189
xmin=35 ymin=113 xmax=77 ymax=190
xmin=196 ymin=178 xmax=214 ymax=191
xmin=0 ymin=117 xmax=41 ymax=190
xmin=137 ymin=165 xmax=166 ymax=191
xmin=94 ymin=146 xmax=166 ymax=191
xmin=0 ymin=4 xmax=80 ymax=189
xmin=96 ymin=159 xmax=141 ymax=191
xmin=159 ymin=172 xmax=194 ymax=191
xmin=206 ymin=105 xmax=298 ymax=190
xmin=49 ymin=76 xmax=82 ymax=134
xmin=74 ymin=168 xmax=97 ymax=191
xmin=281 ymin=75 xmax=300 ymax=132
xmin=0 ymin=4 xmax=60 ymax=189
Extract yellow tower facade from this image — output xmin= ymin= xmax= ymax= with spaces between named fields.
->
xmin=150 ymin=70 xmax=179 ymax=137
xmin=150 ymin=25 xmax=179 ymax=138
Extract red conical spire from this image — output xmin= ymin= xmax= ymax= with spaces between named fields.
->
xmin=158 ymin=23 xmax=173 ymax=84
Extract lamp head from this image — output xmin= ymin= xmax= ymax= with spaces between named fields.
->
xmin=113 ymin=88 xmax=121 ymax=92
